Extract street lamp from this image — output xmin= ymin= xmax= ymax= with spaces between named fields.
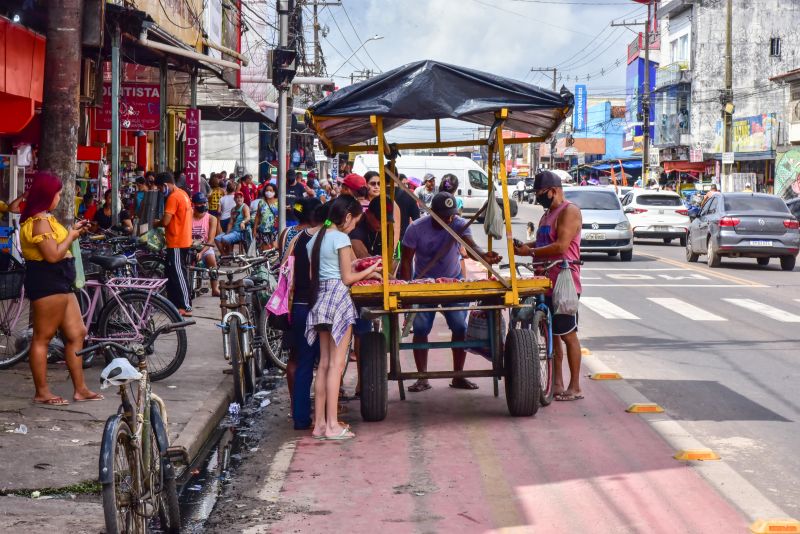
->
xmin=331 ymin=35 xmax=383 ymax=76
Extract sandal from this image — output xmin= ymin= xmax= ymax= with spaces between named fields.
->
xmin=74 ymin=392 xmax=104 ymax=402
xmin=33 ymin=396 xmax=69 ymax=406
xmin=408 ymin=380 xmax=431 ymax=393
xmin=325 ymin=427 xmax=355 ymax=441
xmin=554 ymin=393 xmax=584 ymax=402
xmin=449 ymin=379 xmax=479 ymax=390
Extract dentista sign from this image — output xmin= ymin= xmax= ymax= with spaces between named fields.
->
xmin=96 ymin=83 xmax=161 ymax=131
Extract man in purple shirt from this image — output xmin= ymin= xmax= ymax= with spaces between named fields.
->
xmin=400 ymin=193 xmax=501 ymax=392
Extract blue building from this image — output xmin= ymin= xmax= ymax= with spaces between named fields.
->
xmin=572 ymin=100 xmax=628 ymax=163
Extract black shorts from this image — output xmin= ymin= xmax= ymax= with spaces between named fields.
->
xmin=544 ymin=294 xmax=580 ymax=336
xmin=24 ymin=258 xmax=75 ymax=301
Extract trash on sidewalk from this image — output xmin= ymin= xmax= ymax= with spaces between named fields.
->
xmin=49 ymin=426 xmax=61 ymax=432
xmin=188 ymin=485 xmax=203 ymax=491
xmin=167 ymin=385 xmax=177 ymax=389
xmin=31 ymin=491 xmax=40 ymax=499
xmin=228 ymin=402 xmax=241 ymax=415
xmin=12 ymin=424 xmax=27 ymax=434
xmin=253 ymin=391 xmax=269 ymax=399
xmin=260 ymin=399 xmax=271 ymax=408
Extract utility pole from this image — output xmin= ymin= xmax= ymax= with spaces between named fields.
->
xmin=38 ymin=0 xmax=84 ymax=223
xmin=531 ymin=67 xmax=557 ymax=169
xmin=276 ymin=0 xmax=292 ymax=232
xmin=722 ymin=0 xmax=734 ymax=184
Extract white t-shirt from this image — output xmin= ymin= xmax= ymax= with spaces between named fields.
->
xmin=250 ymin=198 xmax=262 ymax=213
xmin=219 ymin=194 xmax=236 ymax=220
xmin=306 ymin=229 xmax=351 ymax=281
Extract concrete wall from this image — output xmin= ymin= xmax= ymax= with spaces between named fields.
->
xmin=690 ymin=0 xmax=797 ymax=152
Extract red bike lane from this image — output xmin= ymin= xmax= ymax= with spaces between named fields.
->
xmin=267 ymin=346 xmax=749 ymax=533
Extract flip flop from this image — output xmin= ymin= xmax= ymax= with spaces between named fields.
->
xmin=74 ymin=393 xmax=104 ymax=402
xmin=408 ymin=380 xmax=432 ymax=393
xmin=325 ymin=427 xmax=355 ymax=441
xmin=312 ymin=434 xmax=327 ymax=441
xmin=554 ymin=393 xmax=584 ymax=402
xmin=33 ymin=396 xmax=69 ymax=406
xmin=449 ymin=379 xmax=479 ymax=390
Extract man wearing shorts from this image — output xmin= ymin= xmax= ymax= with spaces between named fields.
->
xmin=514 ymin=171 xmax=584 ymax=401
xmin=400 ymin=192 xmax=501 ymax=392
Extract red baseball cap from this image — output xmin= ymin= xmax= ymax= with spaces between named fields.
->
xmin=339 ymin=173 xmax=367 ymax=191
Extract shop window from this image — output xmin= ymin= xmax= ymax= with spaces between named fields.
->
xmin=770 ymin=37 xmax=782 ymax=57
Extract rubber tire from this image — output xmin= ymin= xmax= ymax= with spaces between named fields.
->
xmin=96 ymin=292 xmax=187 ymax=381
xmin=151 ymin=403 xmax=180 ymax=534
xmin=663 ymin=238 xmax=673 ymax=244
xmin=259 ymin=310 xmax=288 ymax=372
xmin=757 ymin=257 xmax=770 ymax=266
xmin=533 ymin=310 xmax=554 ymax=407
xmin=101 ymin=419 xmax=144 ymax=534
xmin=504 ymin=329 xmax=540 ymax=417
xmin=252 ymin=308 xmax=267 ymax=377
xmin=228 ymin=315 xmax=247 ymax=406
xmin=707 ymin=239 xmax=721 ymax=268
xmin=686 ymin=239 xmax=699 ymax=262
xmin=780 ymin=255 xmax=796 ymax=271
xmin=620 ymin=250 xmax=633 ymax=262
xmin=607 ymin=251 xmax=618 ymax=257
xmin=359 ymin=332 xmax=388 ymax=422
xmin=136 ymin=254 xmax=167 ymax=279
xmin=679 ymin=235 xmax=688 ymax=247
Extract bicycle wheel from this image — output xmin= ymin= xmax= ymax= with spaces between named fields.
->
xmin=256 ymin=308 xmax=287 ymax=373
xmin=533 ymin=309 xmax=555 ymax=406
xmin=97 ymin=292 xmax=187 ymax=381
xmin=0 ymin=297 xmax=31 ymax=369
xmin=137 ymin=254 xmax=167 ymax=279
xmin=228 ymin=315 xmax=247 ymax=405
xmin=150 ymin=403 xmax=180 ymax=533
xmin=101 ymin=417 xmax=144 ymax=534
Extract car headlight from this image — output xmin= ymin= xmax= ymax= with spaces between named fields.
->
xmin=615 ymin=221 xmax=631 ymax=230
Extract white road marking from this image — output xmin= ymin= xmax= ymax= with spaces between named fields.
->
xmin=582 ymin=284 xmax=745 ymax=288
xmin=723 ymin=298 xmax=800 ymax=323
xmin=581 ymin=297 xmax=640 ymax=320
xmin=255 ymin=440 xmax=298 ymax=502
xmin=582 ymin=267 xmax=686 ymax=271
xmin=647 ymin=298 xmax=727 ymax=321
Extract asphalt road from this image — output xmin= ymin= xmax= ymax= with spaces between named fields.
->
xmin=500 ymin=202 xmax=800 ymax=517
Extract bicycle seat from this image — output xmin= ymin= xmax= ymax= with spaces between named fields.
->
xmin=89 ymin=255 xmax=129 ymax=271
xmin=242 ymin=278 xmax=255 ymax=289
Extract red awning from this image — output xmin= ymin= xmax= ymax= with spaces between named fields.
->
xmin=0 ymin=17 xmax=45 ymax=134
xmin=663 ymin=160 xmax=708 ymax=173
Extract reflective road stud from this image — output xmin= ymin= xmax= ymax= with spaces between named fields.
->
xmin=750 ymin=519 xmax=800 ymax=533
xmin=626 ymin=403 xmax=664 ymax=413
xmin=673 ymin=449 xmax=721 ymax=461
xmin=589 ymin=372 xmax=622 ymax=380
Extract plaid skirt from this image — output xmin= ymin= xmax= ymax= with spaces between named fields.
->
xmin=305 ymin=279 xmax=357 ymax=346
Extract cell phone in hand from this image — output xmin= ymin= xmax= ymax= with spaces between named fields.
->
xmin=513 ymin=238 xmax=524 ymax=248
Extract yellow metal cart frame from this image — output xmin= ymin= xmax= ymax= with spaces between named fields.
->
xmin=307 ymin=61 xmax=573 ymax=420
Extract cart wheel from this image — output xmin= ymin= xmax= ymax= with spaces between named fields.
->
xmin=359 ymin=332 xmax=388 ymax=422
xmin=504 ymin=329 xmax=540 ymax=417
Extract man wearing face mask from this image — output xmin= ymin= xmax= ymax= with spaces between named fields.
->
xmin=153 ymin=172 xmax=194 ymax=316
xmin=285 ymin=171 xmax=315 ymax=227
xmin=401 ymin=192 xmax=502 ymax=392
xmin=514 ymin=170 xmax=584 ymax=401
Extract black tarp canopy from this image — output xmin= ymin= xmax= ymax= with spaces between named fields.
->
xmin=307 ymin=60 xmax=574 ymax=150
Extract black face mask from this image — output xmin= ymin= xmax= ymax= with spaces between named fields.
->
xmin=195 ymin=205 xmax=208 ymax=213
xmin=536 ymin=191 xmax=554 ymax=209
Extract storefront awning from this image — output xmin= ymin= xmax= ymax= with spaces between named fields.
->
xmin=590 ymin=160 xmax=643 ymax=171
xmin=663 ymin=160 xmax=708 ymax=173
xmin=706 ymin=150 xmax=775 ymax=162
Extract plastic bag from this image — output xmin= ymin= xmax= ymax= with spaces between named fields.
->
xmin=70 ymin=239 xmax=85 ymax=289
xmin=465 ymin=310 xmax=506 ymax=360
xmin=483 ymin=197 xmax=504 ymax=240
xmin=139 ymin=227 xmax=166 ymax=252
xmin=553 ymin=262 xmax=579 ymax=315
xmin=266 ymin=256 xmax=294 ymax=317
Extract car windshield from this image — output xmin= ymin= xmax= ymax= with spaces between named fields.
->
xmin=637 ymin=195 xmax=683 ymax=206
xmin=564 ymin=190 xmax=620 ymax=210
xmin=724 ymin=196 xmax=789 ymax=213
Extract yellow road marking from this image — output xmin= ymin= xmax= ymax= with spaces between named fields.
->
xmin=639 ymin=252 xmax=768 ymax=287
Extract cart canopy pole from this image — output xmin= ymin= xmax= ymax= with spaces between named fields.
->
xmin=372 ymin=115 xmax=392 ymax=310
xmin=494 ymin=110 xmax=520 ymax=305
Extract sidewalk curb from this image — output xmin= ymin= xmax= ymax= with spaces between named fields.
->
xmin=582 ymin=351 xmax=789 ymax=522
xmin=171 ymin=375 xmax=233 ymax=465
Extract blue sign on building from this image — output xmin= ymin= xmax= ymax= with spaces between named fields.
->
xmin=574 ymin=85 xmax=587 ymax=131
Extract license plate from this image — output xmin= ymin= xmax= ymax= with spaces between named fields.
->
xmin=751 ymin=240 xmax=773 ymax=246
xmin=654 ymin=226 xmax=669 ymax=232
xmin=584 ymin=233 xmax=606 ymax=240
xmin=658 ymin=210 xmax=665 ymax=215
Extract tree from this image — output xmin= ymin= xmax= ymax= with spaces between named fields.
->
xmin=38 ymin=0 xmax=84 ymax=223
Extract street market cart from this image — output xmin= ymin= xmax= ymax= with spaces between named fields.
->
xmin=306 ymin=60 xmax=574 ymax=421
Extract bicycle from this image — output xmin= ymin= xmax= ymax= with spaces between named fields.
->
xmin=195 ymin=253 xmax=278 ymax=405
xmin=77 ymin=255 xmax=189 ymax=380
xmin=0 ymin=260 xmax=30 ymax=370
xmin=505 ymin=259 xmax=582 ymax=407
xmin=77 ymin=332 xmax=192 ymax=534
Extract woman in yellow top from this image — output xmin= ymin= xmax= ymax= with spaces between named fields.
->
xmin=207 ymin=174 xmax=225 ymax=218
xmin=20 ymin=172 xmax=101 ymax=406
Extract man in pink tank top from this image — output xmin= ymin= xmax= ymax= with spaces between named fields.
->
xmin=514 ymin=171 xmax=585 ymax=401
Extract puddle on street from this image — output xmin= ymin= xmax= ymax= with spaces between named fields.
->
xmin=170 ymin=374 xmax=282 ymax=533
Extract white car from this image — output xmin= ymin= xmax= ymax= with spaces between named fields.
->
xmin=621 ymin=190 xmax=690 ymax=246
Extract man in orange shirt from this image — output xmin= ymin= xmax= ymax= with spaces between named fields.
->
xmin=154 ymin=172 xmax=193 ymax=316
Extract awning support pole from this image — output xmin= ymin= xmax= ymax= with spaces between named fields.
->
xmin=495 ymin=110 xmax=519 ymax=305
xmin=111 ymin=25 xmax=121 ymax=226
xmin=158 ymin=57 xmax=168 ymax=172
xmin=372 ymin=116 xmax=392 ymax=310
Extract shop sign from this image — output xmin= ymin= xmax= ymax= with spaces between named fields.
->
xmin=330 ymin=155 xmax=339 ymax=181
xmin=775 ymin=148 xmax=800 ymax=197
xmin=573 ymin=85 xmax=587 ymax=131
xmin=185 ymin=109 xmax=201 ymax=194
xmin=713 ymin=113 xmax=778 ymax=153
xmin=722 ymin=152 xmax=735 ymax=165
xmin=690 ymin=148 xmax=703 ymax=163
xmin=97 ymin=83 xmax=161 ymax=131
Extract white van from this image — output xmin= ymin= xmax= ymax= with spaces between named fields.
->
xmin=351 ymin=154 xmax=517 ymax=216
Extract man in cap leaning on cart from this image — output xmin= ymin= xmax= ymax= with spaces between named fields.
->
xmin=400 ymin=192 xmax=502 ymax=392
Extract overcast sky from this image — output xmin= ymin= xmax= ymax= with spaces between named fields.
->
xmin=314 ymin=0 xmax=648 ymax=141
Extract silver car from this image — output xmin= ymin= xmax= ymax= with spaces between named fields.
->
xmin=563 ymin=186 xmax=634 ymax=261
xmin=686 ymin=192 xmax=800 ymax=270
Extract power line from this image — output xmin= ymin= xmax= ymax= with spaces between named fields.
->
xmin=341 ymin=3 xmax=382 ymax=73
